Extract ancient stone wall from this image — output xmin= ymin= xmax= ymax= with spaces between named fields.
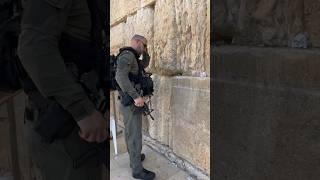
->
xmin=214 ymin=0 xmax=320 ymax=48
xmin=213 ymin=1 xmax=320 ymax=179
xmin=110 ymin=0 xmax=210 ymax=177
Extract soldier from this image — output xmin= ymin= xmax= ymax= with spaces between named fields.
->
xmin=17 ymin=0 xmax=107 ymax=179
xmin=115 ymin=34 xmax=156 ymax=180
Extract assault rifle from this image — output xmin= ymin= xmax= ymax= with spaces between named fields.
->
xmin=118 ymin=91 xmax=155 ymax=120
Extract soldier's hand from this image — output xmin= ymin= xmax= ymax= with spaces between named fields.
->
xmin=134 ymin=97 xmax=144 ymax=107
xmin=142 ymin=51 xmax=150 ymax=61
xmin=77 ymin=110 xmax=107 ymax=143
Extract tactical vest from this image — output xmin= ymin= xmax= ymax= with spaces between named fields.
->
xmin=110 ymin=47 xmax=154 ymax=96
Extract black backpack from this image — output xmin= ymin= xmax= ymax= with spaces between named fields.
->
xmin=108 ymin=47 xmax=154 ymax=96
xmin=108 ymin=47 xmax=139 ymax=92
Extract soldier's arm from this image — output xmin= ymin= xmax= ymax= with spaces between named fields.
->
xmin=140 ymin=52 xmax=150 ymax=68
xmin=115 ymin=52 xmax=140 ymax=99
xmin=17 ymin=0 xmax=95 ymax=121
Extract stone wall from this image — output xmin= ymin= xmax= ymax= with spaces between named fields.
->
xmin=214 ymin=0 xmax=320 ymax=48
xmin=213 ymin=1 xmax=320 ymax=179
xmin=110 ymin=0 xmax=210 ymax=177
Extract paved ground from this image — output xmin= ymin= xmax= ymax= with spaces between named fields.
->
xmin=110 ymin=126 xmax=191 ymax=180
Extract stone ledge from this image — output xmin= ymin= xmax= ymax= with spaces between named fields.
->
xmin=213 ymin=46 xmax=320 ymax=90
xmin=143 ymin=135 xmax=210 ymax=180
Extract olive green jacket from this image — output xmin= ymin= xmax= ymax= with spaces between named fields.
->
xmin=17 ymin=0 xmax=106 ymax=121
xmin=115 ymin=50 xmax=150 ymax=99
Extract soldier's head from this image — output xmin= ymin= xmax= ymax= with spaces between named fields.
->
xmin=131 ymin=34 xmax=148 ymax=55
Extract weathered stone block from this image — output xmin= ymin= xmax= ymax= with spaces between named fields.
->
xmin=110 ymin=0 xmax=140 ymax=25
xmin=171 ymin=76 xmax=210 ymax=174
xmin=175 ymin=0 xmax=210 ymax=76
xmin=147 ymin=75 xmax=174 ymax=145
xmin=110 ymin=23 xmax=125 ymax=54
xmin=213 ymin=81 xmax=320 ymax=180
xmin=123 ymin=7 xmax=155 ymax=44
xmin=213 ymin=46 xmax=320 ymax=90
xmin=154 ymin=0 xmax=210 ymax=76
xmin=213 ymin=46 xmax=320 ymax=180
xmin=304 ymin=0 xmax=320 ymax=47
xmin=214 ymin=0 xmax=320 ymax=47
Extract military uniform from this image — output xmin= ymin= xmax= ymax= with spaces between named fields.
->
xmin=17 ymin=0 xmax=106 ymax=179
xmin=115 ymin=48 xmax=150 ymax=174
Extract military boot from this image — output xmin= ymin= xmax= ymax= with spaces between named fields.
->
xmin=132 ymin=168 xmax=156 ymax=180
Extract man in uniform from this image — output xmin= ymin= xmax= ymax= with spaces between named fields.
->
xmin=115 ymin=34 xmax=156 ymax=180
xmin=17 ymin=0 xmax=107 ymax=179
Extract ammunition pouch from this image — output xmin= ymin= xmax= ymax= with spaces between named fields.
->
xmin=128 ymin=73 xmax=154 ymax=97
xmin=118 ymin=91 xmax=147 ymax=114
xmin=119 ymin=92 xmax=134 ymax=106
xmin=34 ymin=99 xmax=76 ymax=143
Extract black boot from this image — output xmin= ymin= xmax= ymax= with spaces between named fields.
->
xmin=130 ymin=154 xmax=146 ymax=169
xmin=132 ymin=168 xmax=156 ymax=180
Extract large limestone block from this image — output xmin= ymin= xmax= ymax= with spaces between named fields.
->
xmin=153 ymin=0 xmax=177 ymax=75
xmin=213 ymin=46 xmax=320 ymax=90
xmin=171 ymin=77 xmax=210 ymax=174
xmin=110 ymin=0 xmax=140 ymax=25
xmin=154 ymin=0 xmax=210 ymax=76
xmin=214 ymin=0 xmax=281 ymax=45
xmin=110 ymin=23 xmax=125 ymax=54
xmin=213 ymin=46 xmax=320 ymax=179
xmin=175 ymin=0 xmax=210 ymax=76
xmin=147 ymin=75 xmax=174 ymax=145
xmin=123 ymin=7 xmax=155 ymax=44
xmin=304 ymin=0 xmax=320 ymax=47
xmin=214 ymin=81 xmax=320 ymax=180
xmin=214 ymin=0 xmax=320 ymax=47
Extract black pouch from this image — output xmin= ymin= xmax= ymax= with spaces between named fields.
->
xmin=130 ymin=105 xmax=144 ymax=114
xmin=120 ymin=93 xmax=134 ymax=106
xmin=34 ymin=101 xmax=76 ymax=143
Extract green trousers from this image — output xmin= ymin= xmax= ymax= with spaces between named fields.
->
xmin=25 ymin=100 xmax=103 ymax=180
xmin=120 ymin=104 xmax=143 ymax=174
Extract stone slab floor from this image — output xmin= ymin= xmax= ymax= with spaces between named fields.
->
xmin=110 ymin=126 xmax=191 ymax=180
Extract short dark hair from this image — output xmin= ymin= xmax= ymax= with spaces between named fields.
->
xmin=131 ymin=34 xmax=146 ymax=41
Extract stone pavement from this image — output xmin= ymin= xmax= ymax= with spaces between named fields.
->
xmin=110 ymin=126 xmax=192 ymax=180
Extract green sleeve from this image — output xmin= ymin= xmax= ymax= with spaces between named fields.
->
xmin=141 ymin=52 xmax=150 ymax=68
xmin=17 ymin=0 xmax=95 ymax=121
xmin=115 ymin=52 xmax=140 ymax=99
